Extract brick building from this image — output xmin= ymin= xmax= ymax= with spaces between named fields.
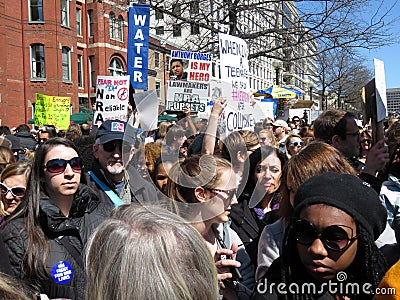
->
xmin=0 ymin=0 xmax=170 ymax=127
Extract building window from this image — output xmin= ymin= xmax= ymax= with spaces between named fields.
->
xmin=172 ymin=3 xmax=181 ymax=15
xmin=76 ymin=8 xmax=81 ymax=35
xmin=117 ymin=16 xmax=124 ymax=41
xmin=77 ymin=55 xmax=83 ymax=87
xmin=155 ymin=80 xmax=161 ymax=97
xmin=109 ymin=58 xmax=124 ymax=76
xmin=155 ymin=8 xmax=163 ymax=20
xmin=62 ymin=47 xmax=71 ymax=81
xmin=190 ymin=1 xmax=199 ymax=15
xmin=31 ymin=44 xmax=46 ymax=78
xmin=191 ymin=23 xmax=200 ymax=35
xmin=154 ymin=52 xmax=160 ymax=68
xmin=173 ymin=24 xmax=181 ymax=37
xmin=110 ymin=12 xmax=116 ymax=39
xmin=89 ymin=56 xmax=95 ymax=88
xmin=29 ymin=0 xmax=43 ymax=22
xmin=88 ymin=10 xmax=94 ymax=37
xmin=155 ymin=26 xmax=164 ymax=35
xmin=61 ymin=0 xmax=70 ymax=27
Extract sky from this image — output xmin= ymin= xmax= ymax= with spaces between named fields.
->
xmin=362 ymin=0 xmax=400 ymax=88
xmin=296 ymin=0 xmax=400 ymax=89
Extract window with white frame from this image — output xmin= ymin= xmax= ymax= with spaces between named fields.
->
xmin=62 ymin=47 xmax=71 ymax=81
xmin=89 ymin=56 xmax=95 ymax=88
xmin=117 ymin=15 xmax=124 ymax=41
xmin=61 ymin=0 xmax=69 ymax=27
xmin=109 ymin=58 xmax=124 ymax=76
xmin=88 ymin=10 xmax=94 ymax=37
xmin=29 ymin=0 xmax=43 ymax=22
xmin=154 ymin=52 xmax=160 ymax=68
xmin=110 ymin=12 xmax=116 ymax=39
xmin=31 ymin=44 xmax=46 ymax=78
xmin=77 ymin=55 xmax=83 ymax=87
xmin=155 ymin=80 xmax=161 ymax=97
xmin=76 ymin=8 xmax=81 ymax=35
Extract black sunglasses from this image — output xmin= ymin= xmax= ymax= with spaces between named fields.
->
xmin=102 ymin=141 xmax=132 ymax=153
xmin=292 ymin=219 xmax=358 ymax=252
xmin=0 ymin=183 xmax=26 ymax=198
xmin=209 ymin=188 xmax=237 ymax=199
xmin=44 ymin=157 xmax=83 ymax=174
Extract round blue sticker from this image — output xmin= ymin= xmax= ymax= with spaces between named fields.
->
xmin=51 ymin=261 xmax=73 ymax=285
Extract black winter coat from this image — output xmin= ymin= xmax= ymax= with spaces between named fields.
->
xmin=230 ymin=194 xmax=279 ymax=266
xmin=2 ymin=184 xmax=109 ymax=300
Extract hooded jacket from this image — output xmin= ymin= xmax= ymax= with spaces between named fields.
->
xmin=2 ymin=184 xmax=109 ymax=300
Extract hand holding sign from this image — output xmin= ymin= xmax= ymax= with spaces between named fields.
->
xmin=211 ymin=97 xmax=227 ymax=118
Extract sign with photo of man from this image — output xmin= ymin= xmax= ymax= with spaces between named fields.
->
xmin=166 ymin=50 xmax=212 ymax=113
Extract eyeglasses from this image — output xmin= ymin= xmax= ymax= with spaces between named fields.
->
xmin=102 ymin=141 xmax=132 ymax=153
xmin=289 ymin=141 xmax=303 ymax=147
xmin=44 ymin=157 xmax=83 ymax=174
xmin=292 ymin=219 xmax=358 ymax=252
xmin=0 ymin=183 xmax=26 ymax=198
xmin=209 ymin=188 xmax=237 ymax=199
xmin=345 ymin=131 xmax=361 ymax=137
xmin=39 ymin=138 xmax=48 ymax=144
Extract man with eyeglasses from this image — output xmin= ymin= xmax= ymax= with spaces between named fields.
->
xmin=88 ymin=120 xmax=158 ymax=210
xmin=314 ymin=109 xmax=389 ymax=192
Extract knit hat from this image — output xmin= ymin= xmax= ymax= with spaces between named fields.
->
xmin=293 ymin=172 xmax=387 ymax=240
xmin=96 ymin=120 xmax=135 ymax=144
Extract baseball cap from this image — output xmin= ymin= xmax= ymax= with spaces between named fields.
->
xmin=95 ymin=120 xmax=135 ymax=144
xmin=272 ymin=120 xmax=289 ymax=130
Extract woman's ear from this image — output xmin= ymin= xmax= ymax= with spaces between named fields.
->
xmin=237 ymin=151 xmax=247 ymax=163
xmin=194 ymin=186 xmax=207 ymax=203
xmin=331 ymin=134 xmax=341 ymax=148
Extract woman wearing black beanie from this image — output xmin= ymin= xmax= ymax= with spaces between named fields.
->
xmin=253 ymin=172 xmax=389 ymax=300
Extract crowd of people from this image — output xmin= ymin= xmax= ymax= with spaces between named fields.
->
xmin=0 ymin=101 xmax=399 ymax=299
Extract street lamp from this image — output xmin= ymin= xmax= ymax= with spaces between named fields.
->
xmin=324 ymin=90 xmax=328 ymax=111
xmin=272 ymin=60 xmax=283 ymax=85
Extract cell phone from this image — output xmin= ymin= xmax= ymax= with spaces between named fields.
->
xmin=216 ymin=235 xmax=242 ymax=280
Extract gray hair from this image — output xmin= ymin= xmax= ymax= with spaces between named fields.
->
xmin=85 ymin=205 xmax=218 ymax=300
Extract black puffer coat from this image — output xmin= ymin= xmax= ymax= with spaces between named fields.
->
xmin=2 ymin=184 xmax=109 ymax=300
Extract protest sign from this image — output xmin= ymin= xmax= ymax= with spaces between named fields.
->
xmin=133 ymin=90 xmax=158 ymax=131
xmin=127 ymin=4 xmax=149 ymax=90
xmin=218 ymin=34 xmax=254 ymax=134
xmin=34 ymin=93 xmax=70 ymax=130
xmin=166 ymin=50 xmax=212 ymax=113
xmin=209 ymin=79 xmax=254 ymax=138
xmin=374 ymin=58 xmax=387 ymax=122
xmin=93 ymin=75 xmax=130 ymax=126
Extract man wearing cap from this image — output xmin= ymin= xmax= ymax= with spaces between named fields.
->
xmin=88 ymin=119 xmax=159 ymax=210
xmin=272 ymin=120 xmax=289 ymax=153
xmin=314 ymin=109 xmax=389 ymax=192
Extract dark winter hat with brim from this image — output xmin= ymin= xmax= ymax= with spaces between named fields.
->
xmin=293 ymin=172 xmax=387 ymax=240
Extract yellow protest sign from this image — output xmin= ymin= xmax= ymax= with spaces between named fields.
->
xmin=34 ymin=94 xmax=71 ymax=130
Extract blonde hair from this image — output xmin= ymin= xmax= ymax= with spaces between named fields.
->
xmin=85 ymin=205 xmax=218 ymax=300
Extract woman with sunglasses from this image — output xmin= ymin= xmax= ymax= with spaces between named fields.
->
xmin=1 ymin=138 xmax=108 ymax=299
xmin=166 ymin=154 xmax=254 ymax=299
xmin=254 ymin=172 xmax=388 ymax=299
xmin=285 ymin=134 xmax=304 ymax=158
xmin=256 ymin=142 xmax=357 ymax=281
xmin=0 ymin=161 xmax=31 ymax=221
